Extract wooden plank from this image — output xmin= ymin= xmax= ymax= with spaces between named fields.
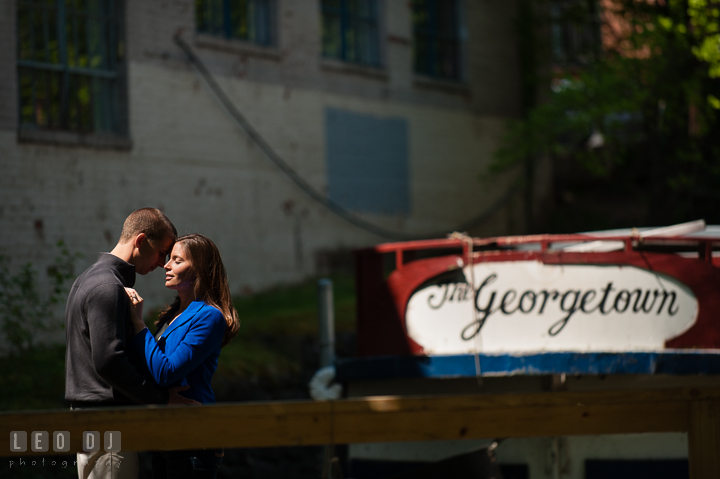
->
xmin=332 ymin=402 xmax=688 ymax=443
xmin=2 ymin=400 xmax=334 ymax=455
xmin=2 ymin=388 xmax=719 ymax=456
xmin=688 ymin=399 xmax=720 ymax=479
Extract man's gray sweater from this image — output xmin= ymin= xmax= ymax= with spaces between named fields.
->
xmin=64 ymin=253 xmax=168 ymax=405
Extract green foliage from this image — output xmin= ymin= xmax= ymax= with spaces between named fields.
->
xmin=495 ymin=0 xmax=720 ymax=223
xmin=218 ymin=275 xmax=355 ymax=378
xmin=0 ymin=241 xmax=80 ymax=353
xmin=233 ymin=275 xmax=356 ymax=336
xmin=688 ymin=0 xmax=720 ymax=79
xmin=0 ymin=343 xmax=67 ymax=411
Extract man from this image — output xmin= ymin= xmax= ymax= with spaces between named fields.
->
xmin=65 ymin=208 xmax=196 ymax=479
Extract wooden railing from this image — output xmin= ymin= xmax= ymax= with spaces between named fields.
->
xmin=2 ymin=387 xmax=719 ymax=478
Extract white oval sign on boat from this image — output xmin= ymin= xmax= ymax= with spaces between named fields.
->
xmin=405 ymin=261 xmax=698 ymax=354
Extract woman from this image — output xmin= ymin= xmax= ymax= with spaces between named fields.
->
xmin=125 ymin=233 xmax=240 ymax=478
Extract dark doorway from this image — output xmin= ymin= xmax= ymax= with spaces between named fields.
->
xmin=585 ymin=459 xmax=688 ymax=479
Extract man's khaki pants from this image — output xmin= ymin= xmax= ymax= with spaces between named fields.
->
xmin=77 ymin=450 xmax=138 ymax=479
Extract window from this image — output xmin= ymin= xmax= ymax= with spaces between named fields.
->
xmin=16 ymin=0 xmax=126 ymax=134
xmin=195 ymin=0 xmax=275 ymax=46
xmin=325 ymin=108 xmax=409 ymax=215
xmin=412 ymin=0 xmax=462 ymax=81
xmin=551 ymin=0 xmax=601 ymax=65
xmin=321 ymin=0 xmax=380 ymax=67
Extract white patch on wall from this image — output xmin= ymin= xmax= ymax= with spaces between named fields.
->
xmin=405 ymin=261 xmax=698 ymax=354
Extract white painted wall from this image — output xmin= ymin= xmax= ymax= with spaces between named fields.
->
xmin=0 ymin=67 xmax=517 ymax=300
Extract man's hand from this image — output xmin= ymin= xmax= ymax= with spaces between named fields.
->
xmin=168 ymin=385 xmax=201 ymax=405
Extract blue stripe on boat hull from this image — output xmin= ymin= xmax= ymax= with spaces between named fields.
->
xmin=335 ymin=351 xmax=720 ymax=381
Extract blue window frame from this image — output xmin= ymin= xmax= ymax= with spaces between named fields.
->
xmin=325 ymin=108 xmax=410 ymax=216
xmin=321 ymin=0 xmax=380 ymax=66
xmin=412 ymin=0 xmax=462 ymax=80
xmin=16 ymin=0 xmax=126 ymax=134
xmin=195 ymin=0 xmax=275 ymax=46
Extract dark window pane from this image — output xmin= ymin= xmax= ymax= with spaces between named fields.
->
xmin=87 ymin=0 xmax=101 ymax=13
xmin=197 ymin=0 xmax=274 ymax=45
xmin=91 ymin=77 xmax=106 ymax=131
xmin=68 ymin=73 xmax=93 ymax=131
xmin=18 ymin=6 xmax=33 ymax=60
xmin=350 ymin=0 xmax=373 ymax=18
xmin=344 ymin=21 xmax=357 ymax=62
xmin=350 ymin=21 xmax=378 ymax=65
xmin=322 ymin=0 xmax=342 ymax=11
xmin=210 ymin=0 xmax=224 ymax=35
xmin=437 ymin=0 xmax=456 ymax=35
xmin=230 ymin=0 xmax=249 ymax=40
xmin=322 ymin=12 xmax=342 ymax=59
xmin=322 ymin=0 xmax=378 ymax=66
xmin=77 ymin=13 xmax=89 ymax=67
xmin=80 ymin=76 xmax=93 ymax=131
xmin=347 ymin=0 xmax=360 ymax=15
xmin=412 ymin=0 xmax=428 ymax=29
xmin=196 ymin=0 xmax=217 ymax=34
xmin=66 ymin=73 xmax=77 ymax=130
xmin=47 ymin=9 xmax=60 ymax=64
xmin=34 ymin=69 xmax=48 ymax=127
xmin=251 ymin=0 xmax=272 ymax=45
xmin=87 ymin=19 xmax=106 ymax=68
xmin=32 ymin=8 xmax=46 ymax=62
xmin=17 ymin=0 xmax=124 ymax=134
xmin=586 ymin=459 xmax=688 ymax=479
xmin=550 ymin=0 xmax=601 ymax=65
xmin=439 ymin=38 xmax=457 ymax=78
xmin=64 ymin=14 xmax=73 ymax=66
xmin=246 ymin=0 xmax=258 ymax=40
xmin=18 ymin=68 xmax=35 ymax=124
xmin=414 ymin=34 xmax=428 ymax=73
xmin=196 ymin=0 xmax=207 ymax=31
xmin=72 ymin=0 xmax=88 ymax=13
xmin=412 ymin=0 xmax=461 ymax=79
xmin=48 ymin=71 xmax=62 ymax=128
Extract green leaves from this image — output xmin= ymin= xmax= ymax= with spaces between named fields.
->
xmin=688 ymin=0 xmax=720 ymax=100
xmin=688 ymin=0 xmax=720 ymax=80
xmin=0 ymin=241 xmax=80 ymax=354
xmin=493 ymin=0 xmax=720 ymax=221
xmin=709 ymin=94 xmax=720 ymax=108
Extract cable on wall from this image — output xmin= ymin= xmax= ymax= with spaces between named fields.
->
xmin=173 ymin=34 xmax=523 ymax=241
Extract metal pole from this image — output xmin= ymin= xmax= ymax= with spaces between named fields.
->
xmin=317 ymin=278 xmax=335 ymax=368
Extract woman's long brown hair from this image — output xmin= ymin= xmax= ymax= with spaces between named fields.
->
xmin=157 ymin=234 xmax=240 ymax=347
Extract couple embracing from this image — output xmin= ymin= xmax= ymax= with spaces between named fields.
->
xmin=65 ymin=208 xmax=240 ymax=479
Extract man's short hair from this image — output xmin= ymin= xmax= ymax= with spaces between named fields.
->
xmin=119 ymin=208 xmax=177 ymax=244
